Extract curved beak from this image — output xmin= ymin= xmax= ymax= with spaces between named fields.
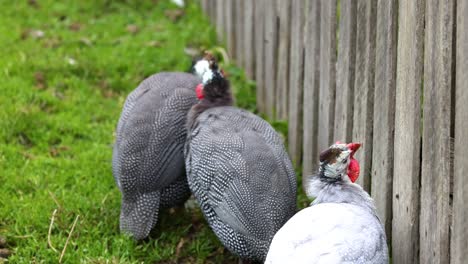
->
xmin=347 ymin=142 xmax=362 ymax=154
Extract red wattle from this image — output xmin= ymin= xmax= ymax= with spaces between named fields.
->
xmin=348 ymin=158 xmax=360 ymax=183
xmin=196 ymin=83 xmax=204 ymax=99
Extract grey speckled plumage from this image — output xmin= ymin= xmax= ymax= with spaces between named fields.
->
xmin=112 ymin=72 xmax=200 ymax=240
xmin=185 ymin=106 xmax=297 ymax=262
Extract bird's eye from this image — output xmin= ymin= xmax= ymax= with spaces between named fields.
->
xmin=342 ymin=159 xmax=348 ymax=164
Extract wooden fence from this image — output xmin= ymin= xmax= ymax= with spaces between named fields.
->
xmin=200 ymin=0 xmax=468 ymax=263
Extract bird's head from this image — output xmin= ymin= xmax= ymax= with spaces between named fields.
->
xmin=318 ymin=142 xmax=361 ymax=183
xmin=192 ymin=52 xmax=229 ymax=101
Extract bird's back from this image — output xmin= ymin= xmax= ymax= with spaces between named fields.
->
xmin=185 ymin=106 xmax=297 ymax=261
xmin=112 ymin=72 xmax=199 ymax=239
xmin=266 ymin=203 xmax=388 ymax=264
xmin=113 ymin=72 xmax=198 ymax=193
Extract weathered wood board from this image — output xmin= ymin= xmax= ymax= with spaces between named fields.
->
xmin=288 ymin=0 xmax=306 ymax=167
xmin=334 ymin=0 xmax=357 ymax=143
xmin=351 ymin=0 xmax=376 ymax=191
xmin=392 ymin=1 xmax=425 ymax=263
xmin=370 ymin=0 xmax=397 ymax=242
xmin=450 ymin=1 xmax=468 ymax=264
xmin=316 ymin=0 xmax=337 ymax=155
xmin=420 ymin=1 xmax=454 ymax=263
xmin=275 ymin=0 xmax=291 ymax=120
xmin=302 ymin=0 xmax=321 ymax=181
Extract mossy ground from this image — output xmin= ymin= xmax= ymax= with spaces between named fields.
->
xmin=0 ymin=1 xmax=307 ymax=263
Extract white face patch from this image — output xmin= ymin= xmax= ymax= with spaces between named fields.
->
xmin=322 ymin=147 xmax=351 ymax=179
xmin=194 ymin=59 xmax=214 ymax=84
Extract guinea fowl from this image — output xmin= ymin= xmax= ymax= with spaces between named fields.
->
xmin=265 ymin=142 xmax=389 ymax=264
xmin=112 ymin=72 xmax=200 ymax=240
xmin=185 ymin=54 xmax=297 ymax=262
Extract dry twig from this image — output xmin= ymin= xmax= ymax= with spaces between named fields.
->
xmin=48 ymin=190 xmax=62 ymax=209
xmin=59 ymin=215 xmax=79 ymax=263
xmin=47 ymin=209 xmax=59 ymax=253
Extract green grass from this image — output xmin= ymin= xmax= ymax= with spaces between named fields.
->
xmin=0 ymin=1 xmax=239 ymax=263
xmin=0 ymin=1 xmax=309 ymax=263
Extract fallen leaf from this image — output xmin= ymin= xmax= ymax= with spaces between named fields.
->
xmin=126 ymin=24 xmax=139 ymax=34
xmin=79 ymin=37 xmax=92 ymax=46
xmin=103 ymin=90 xmax=116 ymax=98
xmin=28 ymin=0 xmax=39 ymax=8
xmin=146 ymin=40 xmax=162 ymax=47
xmin=175 ymin=238 xmax=185 ymax=259
xmin=43 ymin=37 xmax=61 ymax=48
xmin=97 ymin=80 xmax=117 ymax=98
xmin=21 ymin=29 xmax=46 ymax=40
xmin=34 ymin=71 xmax=46 ymax=89
xmin=53 ymin=90 xmax=65 ymax=100
xmin=55 ymin=82 xmax=67 ymax=90
xmin=98 ymin=80 xmax=109 ymax=89
xmin=30 ymin=29 xmax=45 ymax=39
xmin=154 ymin=24 xmax=165 ymax=32
xmin=112 ymin=38 xmax=123 ymax=45
xmin=184 ymin=197 xmax=198 ymax=210
xmin=164 ymin=9 xmax=185 ymax=22
xmin=66 ymin=57 xmax=77 ymax=66
xmin=69 ymin=22 xmax=81 ymax=31
xmin=217 ymin=247 xmax=225 ymax=254
xmin=49 ymin=146 xmax=70 ymax=157
xmin=20 ymin=29 xmax=31 ymax=40
xmin=21 ymin=151 xmax=36 ymax=160
xmin=0 ymin=248 xmax=11 ymax=259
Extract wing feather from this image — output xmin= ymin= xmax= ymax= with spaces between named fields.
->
xmin=186 ymin=107 xmax=297 ymax=258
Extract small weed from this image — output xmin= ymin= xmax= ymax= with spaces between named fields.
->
xmin=0 ymin=0 xmax=311 ymax=263
xmin=0 ymin=0 xmax=234 ymax=263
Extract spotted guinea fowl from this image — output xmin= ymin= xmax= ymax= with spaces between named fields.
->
xmin=185 ymin=54 xmax=297 ymax=263
xmin=265 ymin=142 xmax=389 ymax=264
xmin=112 ymin=72 xmax=200 ymax=240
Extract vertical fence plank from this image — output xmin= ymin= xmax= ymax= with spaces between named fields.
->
xmin=352 ymin=0 xmax=376 ymax=191
xmin=243 ymin=0 xmax=255 ymax=79
xmin=264 ymin=0 xmax=279 ymax=118
xmin=451 ymin=2 xmax=468 ymax=263
xmin=420 ymin=1 xmax=455 ymax=263
xmin=209 ymin=0 xmax=216 ymax=24
xmin=288 ymin=0 xmax=306 ymax=167
xmin=205 ymin=0 xmax=212 ymax=16
xmin=317 ymin=0 xmax=337 ymax=154
xmin=275 ymin=0 xmax=291 ymax=120
xmin=201 ymin=0 xmax=209 ymax=13
xmin=203 ymin=1 xmax=466 ymax=262
xmin=221 ymin=0 xmax=229 ymax=42
xmin=225 ymin=0 xmax=236 ymax=57
xmin=371 ymin=0 xmax=398 ymax=243
xmin=215 ymin=0 xmax=224 ymax=42
xmin=235 ymin=0 xmax=244 ymax=65
xmin=255 ymin=0 xmax=266 ymax=113
xmin=333 ymin=0 xmax=357 ymax=143
xmin=302 ymin=0 xmax=321 ymax=179
xmin=393 ymin=1 xmax=425 ymax=263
